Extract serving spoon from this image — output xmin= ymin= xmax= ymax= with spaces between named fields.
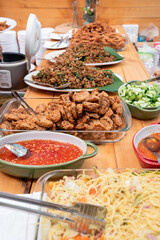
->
xmin=25 ymin=79 xmax=71 ymax=89
xmin=143 ymin=136 xmax=160 ymax=163
xmin=1 ymin=143 xmax=29 ymax=158
xmin=126 ymin=75 xmax=160 ymax=86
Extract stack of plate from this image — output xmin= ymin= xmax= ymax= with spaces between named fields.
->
xmin=17 ymin=30 xmax=26 ymax=54
xmin=0 ymin=30 xmax=19 ymax=53
xmin=36 ymin=27 xmax=54 ymax=66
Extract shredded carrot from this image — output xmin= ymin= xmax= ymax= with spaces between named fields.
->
xmin=49 ymin=181 xmax=63 ymax=189
xmin=89 ymin=187 xmax=98 ymax=196
xmin=77 ymin=196 xmax=87 ymax=203
xmin=147 ymin=178 xmax=158 ymax=182
xmin=49 ymin=182 xmax=54 ymax=189
xmin=60 ymin=235 xmax=91 ymax=240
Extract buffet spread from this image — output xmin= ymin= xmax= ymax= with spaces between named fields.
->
xmin=0 ymin=20 xmax=160 ymax=240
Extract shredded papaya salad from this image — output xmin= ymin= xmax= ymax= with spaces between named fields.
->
xmin=42 ymin=169 xmax=160 ymax=240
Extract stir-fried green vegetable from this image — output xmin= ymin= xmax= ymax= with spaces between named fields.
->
xmin=119 ymin=82 xmax=160 ymax=108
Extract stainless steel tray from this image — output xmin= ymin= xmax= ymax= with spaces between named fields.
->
xmin=0 ymin=97 xmax=132 ymax=143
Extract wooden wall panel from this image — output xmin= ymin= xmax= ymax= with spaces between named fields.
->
xmin=1 ymin=0 xmax=160 ymax=40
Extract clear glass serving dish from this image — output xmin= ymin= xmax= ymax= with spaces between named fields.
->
xmin=0 ymin=97 xmax=132 ymax=143
xmin=27 ymin=168 xmax=160 ymax=240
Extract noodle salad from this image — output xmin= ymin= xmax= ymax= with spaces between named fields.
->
xmin=42 ymin=169 xmax=160 ymax=240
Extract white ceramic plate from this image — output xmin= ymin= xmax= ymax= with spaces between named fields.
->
xmin=45 ymin=51 xmax=124 ymax=65
xmin=24 ymin=71 xmax=123 ymax=92
xmin=86 ymin=57 xmax=124 ymax=66
xmin=43 ymin=41 xmax=69 ymax=49
xmin=0 ymin=17 xmax=17 ymax=33
xmin=45 ymin=50 xmax=66 ymax=62
xmin=50 ymin=32 xmax=72 ymax=40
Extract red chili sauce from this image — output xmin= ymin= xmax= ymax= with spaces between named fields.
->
xmin=0 ymin=139 xmax=83 ymax=165
xmin=137 ymin=133 xmax=160 ymax=161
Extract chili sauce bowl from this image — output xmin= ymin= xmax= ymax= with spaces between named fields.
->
xmin=0 ymin=131 xmax=98 ymax=178
xmin=132 ymin=122 xmax=160 ymax=168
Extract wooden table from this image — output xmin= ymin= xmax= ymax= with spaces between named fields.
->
xmin=0 ymin=26 xmax=158 ymax=194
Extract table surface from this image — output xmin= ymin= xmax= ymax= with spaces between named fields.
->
xmin=0 ymin=25 xmax=158 ymax=194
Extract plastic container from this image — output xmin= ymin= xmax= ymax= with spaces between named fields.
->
xmin=0 ymin=97 xmax=132 ymax=143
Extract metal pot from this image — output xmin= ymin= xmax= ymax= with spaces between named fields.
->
xmin=0 ymin=52 xmax=28 ymax=91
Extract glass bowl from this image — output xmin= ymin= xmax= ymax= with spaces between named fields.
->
xmin=26 ymin=168 xmax=160 ymax=240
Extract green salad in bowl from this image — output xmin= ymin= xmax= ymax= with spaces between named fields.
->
xmin=118 ymin=82 xmax=160 ymax=120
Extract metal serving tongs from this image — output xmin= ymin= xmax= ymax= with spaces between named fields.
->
xmin=51 ymin=35 xmax=70 ymax=48
xmin=0 ymin=191 xmax=107 ymax=234
xmin=11 ymin=90 xmax=37 ymax=115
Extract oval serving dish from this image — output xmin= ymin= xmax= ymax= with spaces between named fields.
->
xmin=132 ymin=122 xmax=160 ymax=168
xmin=0 ymin=131 xmax=98 ymax=178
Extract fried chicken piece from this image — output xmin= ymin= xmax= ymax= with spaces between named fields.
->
xmin=48 ymin=109 xmax=61 ymax=123
xmin=77 ymin=115 xmax=90 ymax=124
xmin=112 ymin=102 xmax=123 ymax=115
xmin=49 ymin=123 xmax=56 ymax=130
xmin=0 ymin=121 xmax=12 ymax=130
xmin=99 ymin=98 xmax=110 ymax=115
xmin=70 ymin=102 xmax=78 ymax=119
xmin=109 ymin=95 xmax=121 ymax=105
xmin=104 ymin=108 xmax=113 ymax=118
xmin=100 ymin=116 xmax=113 ymax=130
xmin=75 ymin=123 xmax=86 ymax=130
xmin=15 ymin=120 xmax=37 ymax=130
xmin=86 ymin=95 xmax=99 ymax=103
xmin=61 ymin=120 xmax=74 ymax=130
xmin=4 ymin=113 xmax=19 ymax=121
xmin=89 ymin=120 xmax=108 ymax=130
xmin=17 ymin=113 xmax=29 ymax=120
xmin=50 ymin=98 xmax=63 ymax=105
xmin=60 ymin=93 xmax=71 ymax=106
xmin=11 ymin=108 xmax=27 ymax=114
xmin=112 ymin=114 xmax=124 ymax=127
xmin=98 ymin=91 xmax=109 ymax=100
xmin=35 ymin=115 xmax=53 ymax=128
xmin=83 ymin=102 xmax=99 ymax=113
xmin=90 ymin=88 xmax=100 ymax=97
xmin=86 ymin=112 xmax=100 ymax=119
xmin=72 ymin=90 xmax=90 ymax=102
xmin=33 ymin=125 xmax=47 ymax=131
xmin=35 ymin=103 xmax=47 ymax=113
xmin=64 ymin=106 xmax=75 ymax=124
xmin=58 ymin=105 xmax=68 ymax=120
xmin=76 ymin=104 xmax=83 ymax=117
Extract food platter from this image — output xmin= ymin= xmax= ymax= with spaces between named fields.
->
xmin=45 ymin=50 xmax=66 ymax=62
xmin=24 ymin=70 xmax=124 ymax=92
xmin=0 ymin=17 xmax=17 ymax=33
xmin=43 ymin=41 xmax=69 ymax=49
xmin=50 ymin=32 xmax=72 ymax=40
xmin=44 ymin=50 xmax=124 ymax=66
